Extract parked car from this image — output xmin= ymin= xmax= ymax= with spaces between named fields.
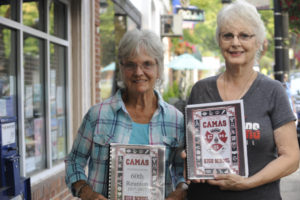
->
xmin=289 ymin=71 xmax=300 ymax=145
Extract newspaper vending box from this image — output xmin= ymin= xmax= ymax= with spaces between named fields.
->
xmin=0 ymin=117 xmax=31 ymax=199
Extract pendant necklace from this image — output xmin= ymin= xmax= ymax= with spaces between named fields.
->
xmin=223 ymin=70 xmax=255 ymax=100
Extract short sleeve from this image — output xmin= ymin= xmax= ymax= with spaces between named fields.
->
xmin=270 ymin=81 xmax=296 ymax=130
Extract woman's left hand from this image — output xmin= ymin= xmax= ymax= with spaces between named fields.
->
xmin=207 ymin=174 xmax=248 ymax=191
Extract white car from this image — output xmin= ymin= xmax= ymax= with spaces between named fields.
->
xmin=289 ymin=72 xmax=300 ymax=144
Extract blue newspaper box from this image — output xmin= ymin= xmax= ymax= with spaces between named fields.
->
xmin=0 ymin=117 xmax=31 ymax=199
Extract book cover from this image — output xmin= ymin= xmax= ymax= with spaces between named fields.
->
xmin=185 ymin=100 xmax=248 ymax=179
xmin=109 ymin=143 xmax=165 ymax=200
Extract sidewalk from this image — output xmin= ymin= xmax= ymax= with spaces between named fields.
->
xmin=280 ymin=167 xmax=300 ymax=200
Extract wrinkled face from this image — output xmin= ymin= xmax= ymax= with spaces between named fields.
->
xmin=120 ymin=49 xmax=159 ymax=95
xmin=219 ymin=22 xmax=259 ymax=67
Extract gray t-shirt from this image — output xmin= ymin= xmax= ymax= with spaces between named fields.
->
xmin=187 ymin=73 xmax=296 ymax=200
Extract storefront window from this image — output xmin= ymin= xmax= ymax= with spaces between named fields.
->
xmin=50 ymin=43 xmax=67 ymax=164
xmin=0 ymin=0 xmax=69 ymax=178
xmin=23 ymin=0 xmax=45 ymax=31
xmin=0 ymin=26 xmax=17 ymax=117
xmin=49 ymin=0 xmax=67 ymax=39
xmin=23 ymin=35 xmax=46 ymax=174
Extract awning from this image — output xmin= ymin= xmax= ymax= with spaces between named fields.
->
xmin=168 ymin=53 xmax=210 ymax=70
xmin=112 ymin=0 xmax=141 ymax=28
xmin=101 ymin=62 xmax=116 ymax=72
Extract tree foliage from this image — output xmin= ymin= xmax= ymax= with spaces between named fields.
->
xmin=162 ymin=81 xmax=180 ymax=102
xmin=23 ymin=2 xmax=40 ymax=29
xmin=171 ymin=0 xmax=222 ymax=58
xmin=172 ymin=0 xmax=275 ymax=74
xmin=281 ymin=0 xmax=300 ymax=33
xmin=187 ymin=0 xmax=222 ymax=57
xmin=99 ymin=0 xmax=116 ymax=67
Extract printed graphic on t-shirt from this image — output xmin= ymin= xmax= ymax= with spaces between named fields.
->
xmin=245 ymin=122 xmax=261 ymax=146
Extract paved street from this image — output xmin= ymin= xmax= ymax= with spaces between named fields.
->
xmin=281 ymin=166 xmax=300 ymax=200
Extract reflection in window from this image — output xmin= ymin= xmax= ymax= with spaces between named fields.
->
xmin=0 ymin=0 xmax=17 ymax=20
xmin=23 ymin=35 xmax=46 ymax=174
xmin=0 ymin=26 xmax=16 ymax=117
xmin=22 ymin=0 xmax=44 ymax=31
xmin=49 ymin=0 xmax=67 ymax=39
xmin=50 ymin=43 xmax=67 ymax=164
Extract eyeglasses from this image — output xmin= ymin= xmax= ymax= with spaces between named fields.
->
xmin=121 ymin=61 xmax=157 ymax=71
xmin=220 ymin=32 xmax=255 ymax=42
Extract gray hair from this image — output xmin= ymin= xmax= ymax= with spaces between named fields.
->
xmin=215 ymin=0 xmax=266 ymax=60
xmin=117 ymin=29 xmax=164 ymax=88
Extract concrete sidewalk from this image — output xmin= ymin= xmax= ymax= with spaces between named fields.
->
xmin=280 ymin=167 xmax=300 ymax=200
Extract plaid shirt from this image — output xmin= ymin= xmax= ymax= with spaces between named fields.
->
xmin=65 ymin=89 xmax=185 ymax=197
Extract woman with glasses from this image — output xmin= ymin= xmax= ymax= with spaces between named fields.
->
xmin=185 ymin=0 xmax=299 ymax=199
xmin=65 ymin=29 xmax=187 ymax=200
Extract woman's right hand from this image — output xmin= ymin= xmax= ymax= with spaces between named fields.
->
xmin=181 ymin=150 xmax=206 ymax=184
xmin=80 ymin=185 xmax=107 ymax=200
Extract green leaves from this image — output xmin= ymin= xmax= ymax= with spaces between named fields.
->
xmin=281 ymin=0 xmax=300 ymax=33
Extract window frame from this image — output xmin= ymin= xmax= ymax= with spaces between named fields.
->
xmin=0 ymin=0 xmax=71 ymax=180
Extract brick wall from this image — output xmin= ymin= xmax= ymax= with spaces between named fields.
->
xmin=31 ymin=170 xmax=77 ymax=200
xmin=95 ymin=0 xmax=102 ymax=103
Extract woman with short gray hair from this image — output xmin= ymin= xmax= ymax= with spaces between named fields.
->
xmin=65 ymin=29 xmax=187 ymax=200
xmin=118 ymin=29 xmax=165 ymax=87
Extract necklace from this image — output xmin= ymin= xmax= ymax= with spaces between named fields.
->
xmin=223 ymin=70 xmax=256 ymax=100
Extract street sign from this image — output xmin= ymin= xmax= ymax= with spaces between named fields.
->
xmin=175 ymin=7 xmax=205 ymax=22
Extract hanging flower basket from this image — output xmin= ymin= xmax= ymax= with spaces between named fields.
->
xmin=280 ymin=0 xmax=300 ymax=33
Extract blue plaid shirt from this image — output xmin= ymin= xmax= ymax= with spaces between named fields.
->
xmin=65 ymin=89 xmax=185 ymax=197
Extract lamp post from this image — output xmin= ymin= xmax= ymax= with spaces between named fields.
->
xmin=274 ymin=0 xmax=290 ymax=82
